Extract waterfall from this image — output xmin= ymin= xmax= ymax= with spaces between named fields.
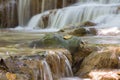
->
xmin=50 ymin=4 xmax=120 ymax=29
xmin=24 ymin=3 xmax=120 ymax=30
xmin=17 ymin=0 xmax=120 ymax=32
xmin=18 ymin=0 xmax=31 ymax=26
xmin=5 ymin=49 xmax=73 ymax=80
xmin=16 ymin=0 xmax=76 ymax=27
xmin=42 ymin=60 xmax=53 ymax=80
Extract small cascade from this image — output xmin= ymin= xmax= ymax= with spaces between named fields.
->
xmin=4 ymin=49 xmax=73 ymax=80
xmin=17 ymin=0 xmax=77 ymax=27
xmin=41 ymin=60 xmax=53 ymax=80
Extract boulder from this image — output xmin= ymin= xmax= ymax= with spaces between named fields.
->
xmin=76 ymin=46 xmax=120 ymax=77
xmin=69 ymin=28 xmax=87 ymax=36
xmin=72 ymin=45 xmax=98 ymax=74
xmin=29 ymin=34 xmax=98 ymax=75
xmin=80 ymin=21 xmax=96 ymax=27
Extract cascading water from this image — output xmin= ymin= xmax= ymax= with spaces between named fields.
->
xmin=4 ymin=49 xmax=73 ymax=80
xmin=17 ymin=0 xmax=76 ymax=27
xmin=1 ymin=0 xmax=120 ymax=80
xmin=92 ymin=14 xmax=120 ymax=35
xmin=49 ymin=3 xmax=120 ymax=29
xmin=21 ymin=1 xmax=120 ymax=31
xmin=18 ymin=0 xmax=31 ymax=26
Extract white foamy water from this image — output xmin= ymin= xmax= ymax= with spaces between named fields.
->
xmin=14 ymin=26 xmax=59 ymax=32
xmin=89 ymin=14 xmax=120 ymax=35
xmin=27 ymin=11 xmax=50 ymax=29
xmin=93 ymin=14 xmax=120 ymax=27
xmin=77 ymin=0 xmax=120 ymax=4
xmin=97 ymin=27 xmax=120 ymax=36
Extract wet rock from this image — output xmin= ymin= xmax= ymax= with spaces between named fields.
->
xmin=6 ymin=72 xmax=16 ymax=80
xmin=88 ymin=28 xmax=97 ymax=35
xmin=29 ymin=34 xmax=82 ymax=53
xmin=2 ymin=49 xmax=72 ymax=80
xmin=80 ymin=21 xmax=96 ymax=27
xmin=76 ymin=46 xmax=120 ymax=77
xmin=69 ymin=28 xmax=87 ymax=36
xmin=0 ymin=59 xmax=9 ymax=72
xmin=42 ymin=15 xmax=49 ymax=28
xmin=89 ymin=70 xmax=120 ymax=80
xmin=63 ymin=35 xmax=73 ymax=40
xmin=72 ymin=45 xmax=98 ymax=74
xmin=0 ymin=72 xmax=30 ymax=80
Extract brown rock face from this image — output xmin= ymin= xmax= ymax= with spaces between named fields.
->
xmin=76 ymin=46 xmax=120 ymax=77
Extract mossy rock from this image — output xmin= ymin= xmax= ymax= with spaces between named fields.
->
xmin=29 ymin=34 xmax=82 ymax=53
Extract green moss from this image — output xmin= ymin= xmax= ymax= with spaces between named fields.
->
xmin=30 ymin=34 xmax=81 ymax=53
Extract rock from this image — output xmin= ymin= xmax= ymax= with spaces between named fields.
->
xmin=69 ymin=28 xmax=87 ymax=36
xmin=80 ymin=21 xmax=96 ymax=27
xmin=6 ymin=72 xmax=16 ymax=80
xmin=0 ymin=59 xmax=9 ymax=72
xmin=3 ymin=49 xmax=72 ymax=80
xmin=29 ymin=34 xmax=82 ymax=53
xmin=88 ymin=28 xmax=97 ymax=35
xmin=72 ymin=45 xmax=98 ymax=74
xmin=89 ymin=70 xmax=120 ymax=80
xmin=63 ymin=35 xmax=73 ymax=40
xmin=0 ymin=72 xmax=30 ymax=80
xmin=76 ymin=46 xmax=120 ymax=77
